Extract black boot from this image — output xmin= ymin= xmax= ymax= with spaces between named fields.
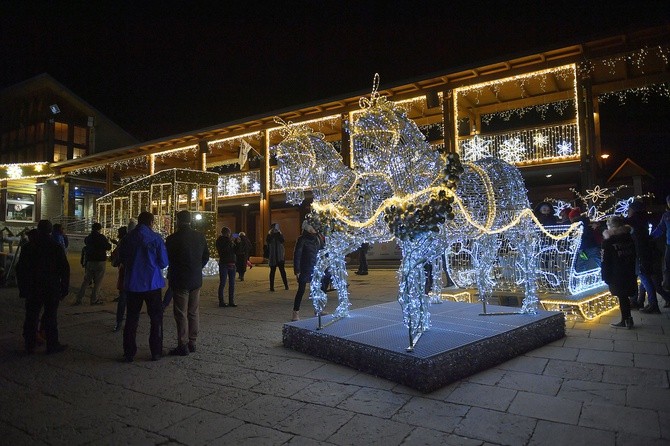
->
xmin=610 ymin=320 xmax=626 ymax=328
xmin=625 ymin=317 xmax=634 ymax=329
xmin=218 ymin=299 xmax=227 ymax=307
xmin=640 ymin=304 xmax=661 ymax=314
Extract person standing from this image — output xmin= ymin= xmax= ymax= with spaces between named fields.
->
xmin=267 ymin=223 xmax=289 ymax=292
xmin=235 ymin=231 xmax=252 ymax=281
xmin=110 ymin=226 xmax=128 ymax=332
xmin=165 ymin=211 xmax=210 ymax=356
xmin=355 ymin=242 xmax=369 ymax=275
xmin=292 ymin=220 xmax=323 ymax=321
xmin=602 ymin=216 xmax=638 ymax=329
xmin=51 ymin=223 xmax=69 ymax=253
xmin=16 ymin=220 xmax=70 ymax=354
xmin=118 ymin=212 xmax=169 ymax=362
xmin=74 ymin=222 xmax=111 ymax=305
xmin=216 ymin=227 xmax=237 ymax=307
xmin=651 ymin=194 xmax=670 ymax=292
xmin=626 ymin=201 xmax=660 ymax=313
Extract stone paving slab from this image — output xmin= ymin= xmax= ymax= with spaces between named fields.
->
xmin=1 ymin=258 xmax=669 ymax=445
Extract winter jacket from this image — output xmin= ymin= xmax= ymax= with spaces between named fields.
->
xmin=651 ymin=210 xmax=670 ymax=246
xmin=601 ymin=225 xmax=638 ymax=297
xmin=16 ymin=231 xmax=70 ymax=299
xmin=166 ymin=224 xmax=210 ymax=291
xmin=84 ymin=231 xmax=111 ymax=261
xmin=235 ymin=235 xmax=252 ymax=270
xmin=118 ymin=223 xmax=168 ymax=292
xmin=625 ymin=213 xmax=653 ymax=275
xmin=293 ymin=230 xmax=322 ymax=281
xmin=216 ymin=235 xmax=236 ymax=265
xmin=266 ymin=230 xmax=285 ymax=267
xmin=533 ymin=202 xmax=558 ymax=226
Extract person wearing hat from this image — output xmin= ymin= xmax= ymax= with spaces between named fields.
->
xmin=626 ymin=201 xmax=660 ymax=313
xmin=165 ymin=210 xmax=210 ymax=356
xmin=291 ymin=219 xmax=323 ymax=321
xmin=266 ymin=223 xmax=289 ymax=292
xmin=234 ymin=231 xmax=252 ymax=281
xmin=569 ymin=209 xmax=602 ymax=272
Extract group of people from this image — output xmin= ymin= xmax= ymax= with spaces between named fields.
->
xmin=533 ymin=196 xmax=670 ymax=330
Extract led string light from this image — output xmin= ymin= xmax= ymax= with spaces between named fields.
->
xmin=0 ymin=162 xmax=51 ymax=180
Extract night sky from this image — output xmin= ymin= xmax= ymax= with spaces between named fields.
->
xmin=1 ymin=1 xmax=669 ymax=192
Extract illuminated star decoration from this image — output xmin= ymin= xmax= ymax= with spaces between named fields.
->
xmin=461 ymin=135 xmax=492 ymax=161
xmin=7 ymin=165 xmax=23 ymax=179
xmin=533 ymin=133 xmax=549 ymax=148
xmin=499 ymin=137 xmax=526 ymax=163
xmin=556 ymin=141 xmax=573 ymax=156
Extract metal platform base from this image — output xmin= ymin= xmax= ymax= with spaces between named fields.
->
xmin=283 ymin=301 xmax=565 ymax=393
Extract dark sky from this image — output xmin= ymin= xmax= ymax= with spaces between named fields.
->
xmin=1 ymin=1 xmax=669 ymax=189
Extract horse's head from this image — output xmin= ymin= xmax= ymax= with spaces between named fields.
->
xmin=273 ymin=118 xmax=354 ymax=205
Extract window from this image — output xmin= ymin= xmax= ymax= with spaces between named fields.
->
xmin=54 ymin=121 xmax=68 ymax=141
xmin=73 ymin=126 xmax=87 ymax=145
xmin=54 ymin=144 xmax=68 ymax=162
xmin=6 ymin=192 xmax=35 ymax=222
xmin=73 ymin=147 xmax=86 ymax=159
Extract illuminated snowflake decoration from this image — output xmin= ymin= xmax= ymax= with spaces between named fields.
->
xmin=533 ymin=133 xmax=549 ymax=148
xmin=226 ymin=178 xmax=240 ymax=195
xmin=583 ymin=185 xmax=609 ymax=203
xmin=499 ymin=137 xmax=526 ymax=163
xmin=7 ymin=165 xmax=23 ymax=179
xmin=615 ymin=197 xmax=634 ymax=217
xmin=251 ymin=181 xmax=260 ymax=193
xmin=556 ymin=141 xmax=573 ymax=156
xmin=461 ymin=135 xmax=492 ymax=161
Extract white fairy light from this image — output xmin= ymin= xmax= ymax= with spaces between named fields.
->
xmin=556 ymin=141 xmax=573 ymax=156
xmin=460 ymin=135 xmax=492 ymax=161
xmin=499 ymin=137 xmax=526 ymax=163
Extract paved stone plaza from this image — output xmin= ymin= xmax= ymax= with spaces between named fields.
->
xmin=1 ymin=254 xmax=669 ymax=445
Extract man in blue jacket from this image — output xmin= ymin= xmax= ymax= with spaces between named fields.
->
xmin=651 ymin=194 xmax=670 ymax=293
xmin=165 ymin=210 xmax=209 ymax=356
xmin=118 ymin=211 xmax=169 ymax=362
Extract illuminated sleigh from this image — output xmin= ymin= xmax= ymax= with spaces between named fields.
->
xmin=444 ymin=222 xmax=614 ymax=320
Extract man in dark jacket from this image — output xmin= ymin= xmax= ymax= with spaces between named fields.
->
xmin=74 ymin=222 xmax=111 ymax=305
xmin=626 ymin=201 xmax=660 ymax=313
xmin=16 ymin=220 xmax=70 ymax=354
xmin=291 ymin=220 xmax=323 ymax=321
xmin=165 ymin=210 xmax=210 ymax=356
xmin=602 ymin=216 xmax=638 ymax=329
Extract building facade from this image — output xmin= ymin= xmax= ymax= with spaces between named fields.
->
xmin=2 ymin=26 xmax=669 ymax=257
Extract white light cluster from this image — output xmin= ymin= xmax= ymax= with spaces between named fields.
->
xmin=275 ymin=75 xmax=553 ymax=348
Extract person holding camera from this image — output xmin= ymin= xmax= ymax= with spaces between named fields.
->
xmin=266 ymin=223 xmax=289 ymax=292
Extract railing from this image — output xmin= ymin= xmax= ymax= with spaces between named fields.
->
xmin=51 ymin=215 xmax=93 ymax=234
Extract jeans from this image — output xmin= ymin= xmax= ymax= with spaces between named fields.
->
xmin=115 ymin=290 xmax=127 ymax=325
xmin=24 ymin=293 xmax=60 ymax=351
xmin=218 ymin=264 xmax=236 ymax=304
xmin=269 ymin=261 xmax=288 ymax=290
xmin=637 ymin=272 xmax=657 ymax=306
xmin=123 ymin=289 xmax=163 ymax=359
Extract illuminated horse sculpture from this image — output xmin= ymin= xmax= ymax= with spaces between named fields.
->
xmin=274 ymin=76 xmax=538 ymax=348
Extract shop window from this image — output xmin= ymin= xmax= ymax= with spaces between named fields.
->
xmin=73 ymin=147 xmax=86 ymax=159
xmin=6 ymin=192 xmax=35 ymax=222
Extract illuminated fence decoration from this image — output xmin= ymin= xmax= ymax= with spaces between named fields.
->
xmin=216 ymin=171 xmax=261 ymax=198
xmin=459 ymin=122 xmax=579 ymax=164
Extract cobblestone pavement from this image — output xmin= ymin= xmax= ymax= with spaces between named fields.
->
xmin=1 ymin=254 xmax=669 ymax=445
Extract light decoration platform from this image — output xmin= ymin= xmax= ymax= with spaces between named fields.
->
xmin=283 ymin=300 xmax=564 ymax=393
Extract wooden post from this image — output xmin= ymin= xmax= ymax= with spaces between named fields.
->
xmin=442 ymin=90 xmax=456 ymax=154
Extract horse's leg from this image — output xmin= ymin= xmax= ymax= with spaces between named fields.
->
xmin=518 ymin=217 xmax=540 ymax=314
xmin=332 ymin=245 xmax=355 ymax=318
xmin=473 ymin=234 xmax=498 ymax=313
xmin=310 ymin=248 xmax=328 ymax=316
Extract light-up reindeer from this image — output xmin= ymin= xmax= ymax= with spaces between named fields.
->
xmin=274 ymin=75 xmax=539 ymax=349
